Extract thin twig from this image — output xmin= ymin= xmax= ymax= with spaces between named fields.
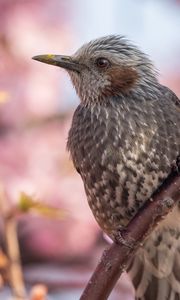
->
xmin=80 ymin=170 xmax=180 ymax=300
xmin=0 ymin=185 xmax=26 ymax=300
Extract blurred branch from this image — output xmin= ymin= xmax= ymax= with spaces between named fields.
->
xmin=80 ymin=168 xmax=180 ymax=300
xmin=5 ymin=218 xmax=26 ymax=300
xmin=0 ymin=112 xmax=69 ymax=138
xmin=0 ymin=188 xmax=65 ymax=299
xmin=0 ymin=186 xmax=26 ymax=300
xmin=24 ymin=112 xmax=69 ymax=129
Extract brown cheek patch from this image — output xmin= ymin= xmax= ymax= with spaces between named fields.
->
xmin=105 ymin=66 xmax=138 ymax=95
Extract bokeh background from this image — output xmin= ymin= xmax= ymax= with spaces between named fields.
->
xmin=0 ymin=0 xmax=180 ymax=299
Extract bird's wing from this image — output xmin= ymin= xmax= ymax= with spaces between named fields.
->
xmin=160 ymin=84 xmax=180 ymax=111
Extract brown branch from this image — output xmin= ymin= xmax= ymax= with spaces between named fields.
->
xmin=80 ymin=170 xmax=180 ymax=300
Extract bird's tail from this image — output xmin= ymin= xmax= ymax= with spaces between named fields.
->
xmin=127 ymin=227 xmax=180 ymax=300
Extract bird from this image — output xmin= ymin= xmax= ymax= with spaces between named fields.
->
xmin=33 ymin=35 xmax=180 ymax=300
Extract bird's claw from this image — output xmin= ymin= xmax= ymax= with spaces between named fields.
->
xmin=113 ymin=228 xmax=135 ymax=249
xmin=176 ymin=155 xmax=180 ymax=173
xmin=172 ymin=155 xmax=180 ymax=174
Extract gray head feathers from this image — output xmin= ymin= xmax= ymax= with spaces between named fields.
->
xmin=67 ymin=35 xmax=159 ymax=104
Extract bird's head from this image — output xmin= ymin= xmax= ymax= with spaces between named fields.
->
xmin=33 ymin=35 xmax=157 ymax=104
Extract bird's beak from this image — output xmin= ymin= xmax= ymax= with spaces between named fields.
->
xmin=32 ymin=54 xmax=82 ymax=72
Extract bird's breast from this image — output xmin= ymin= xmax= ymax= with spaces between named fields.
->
xmin=67 ymin=99 xmax=179 ymax=237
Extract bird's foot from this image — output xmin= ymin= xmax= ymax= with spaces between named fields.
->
xmin=113 ymin=227 xmax=135 ymax=249
xmin=172 ymin=155 xmax=180 ymax=174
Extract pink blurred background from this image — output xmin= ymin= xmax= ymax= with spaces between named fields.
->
xmin=0 ymin=0 xmax=180 ymax=299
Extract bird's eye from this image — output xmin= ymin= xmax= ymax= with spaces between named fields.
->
xmin=95 ymin=57 xmax=110 ymax=69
